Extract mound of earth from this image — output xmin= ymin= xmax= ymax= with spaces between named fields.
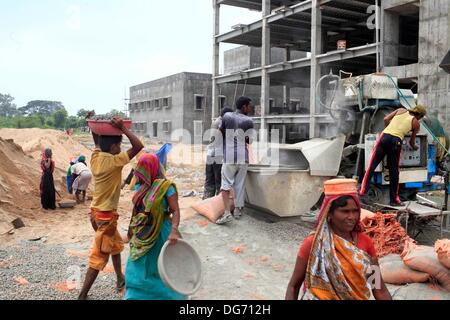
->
xmin=0 ymin=128 xmax=92 ymax=172
xmin=0 ymin=137 xmax=41 ymax=212
xmin=0 ymin=135 xmax=70 ymax=214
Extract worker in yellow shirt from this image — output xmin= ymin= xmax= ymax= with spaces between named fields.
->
xmin=78 ymin=115 xmax=143 ymax=300
xmin=360 ymin=105 xmax=426 ymax=207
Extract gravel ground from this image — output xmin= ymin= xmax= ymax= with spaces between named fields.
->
xmin=0 ymin=241 xmax=125 ymax=300
xmin=2 ymin=212 xmax=448 ymax=300
xmin=0 ymin=211 xmax=311 ymax=300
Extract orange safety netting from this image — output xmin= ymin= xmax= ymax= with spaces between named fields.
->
xmin=362 ymin=212 xmax=414 ymax=258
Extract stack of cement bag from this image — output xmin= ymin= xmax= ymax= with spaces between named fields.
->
xmin=379 ymin=239 xmax=450 ymax=299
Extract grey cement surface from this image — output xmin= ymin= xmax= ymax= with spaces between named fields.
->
xmin=184 ymin=213 xmax=311 ymax=300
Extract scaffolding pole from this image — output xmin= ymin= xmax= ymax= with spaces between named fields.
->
xmin=309 ymin=0 xmax=322 ymax=138
xmin=260 ymin=0 xmax=271 ymax=143
xmin=212 ymin=0 xmax=220 ymax=121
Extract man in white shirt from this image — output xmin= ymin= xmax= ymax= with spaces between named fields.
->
xmin=71 ymin=155 xmax=92 ymax=203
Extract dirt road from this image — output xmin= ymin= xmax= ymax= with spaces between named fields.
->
xmin=0 ymin=131 xmax=311 ymax=300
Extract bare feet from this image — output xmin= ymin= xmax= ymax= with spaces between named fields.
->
xmin=116 ymin=276 xmax=125 ymax=293
xmin=78 ymin=293 xmax=88 ymax=300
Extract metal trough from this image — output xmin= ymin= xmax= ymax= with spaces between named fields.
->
xmin=245 ymin=135 xmax=345 ymax=217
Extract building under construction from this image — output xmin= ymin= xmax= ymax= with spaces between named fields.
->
xmin=212 ymin=0 xmax=450 ymax=141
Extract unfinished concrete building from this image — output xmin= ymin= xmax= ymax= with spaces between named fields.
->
xmin=129 ymin=72 xmax=214 ymax=143
xmin=212 ymin=0 xmax=450 ymax=141
xmin=129 ymin=72 xmax=283 ymax=142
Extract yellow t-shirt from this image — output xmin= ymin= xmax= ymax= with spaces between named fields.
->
xmin=383 ymin=111 xmax=414 ymax=140
xmin=90 ymin=149 xmax=130 ymax=212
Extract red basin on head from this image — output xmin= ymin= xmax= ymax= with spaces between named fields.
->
xmin=87 ymin=120 xmax=132 ymax=136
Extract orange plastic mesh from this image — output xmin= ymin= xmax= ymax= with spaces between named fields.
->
xmin=362 ymin=212 xmax=414 ymax=257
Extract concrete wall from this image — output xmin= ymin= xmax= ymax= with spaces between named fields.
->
xmin=129 ymin=73 xmax=185 ymax=142
xmin=417 ymin=0 xmax=450 ymax=133
xmin=182 ymin=73 xmax=212 ymax=144
xmin=223 ymin=46 xmax=251 ymax=74
xmin=224 ymin=46 xmax=307 ymax=73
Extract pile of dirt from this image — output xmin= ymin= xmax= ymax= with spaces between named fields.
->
xmin=0 ymin=137 xmax=41 ymax=212
xmin=0 ymin=129 xmax=81 ymax=220
xmin=0 ymin=128 xmax=92 ymax=172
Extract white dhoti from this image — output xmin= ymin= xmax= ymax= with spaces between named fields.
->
xmin=72 ymin=170 xmax=92 ymax=192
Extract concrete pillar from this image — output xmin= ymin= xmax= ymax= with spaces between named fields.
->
xmin=260 ymin=0 xmax=271 ymax=142
xmin=283 ymin=86 xmax=290 ymax=110
xmin=283 ymin=47 xmax=291 ymax=111
xmin=212 ymin=0 xmax=220 ymax=121
xmin=382 ymin=9 xmax=399 ymax=67
xmin=309 ymin=0 xmax=322 ymax=138
xmin=417 ymin=0 xmax=450 ymax=134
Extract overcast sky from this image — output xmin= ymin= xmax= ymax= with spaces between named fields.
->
xmin=0 ymin=0 xmax=260 ymax=115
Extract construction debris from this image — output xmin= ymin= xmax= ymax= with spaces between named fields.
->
xmin=11 ymin=218 xmax=25 ymax=229
xmin=182 ymin=190 xmax=197 ymax=198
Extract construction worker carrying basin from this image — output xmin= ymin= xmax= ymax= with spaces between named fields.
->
xmin=359 ymin=105 xmax=427 ymax=207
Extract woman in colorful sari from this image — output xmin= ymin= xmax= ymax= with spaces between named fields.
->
xmin=124 ymin=153 xmax=185 ymax=300
xmin=285 ymin=179 xmax=392 ymax=300
xmin=40 ymin=148 xmax=56 ymax=210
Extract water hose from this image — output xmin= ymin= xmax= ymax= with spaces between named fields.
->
xmin=315 ymin=70 xmax=341 ymax=120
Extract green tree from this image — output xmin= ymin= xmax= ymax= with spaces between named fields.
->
xmin=66 ymin=115 xmax=80 ymax=129
xmin=19 ymin=100 xmax=64 ymax=116
xmin=46 ymin=118 xmax=54 ymax=127
xmin=0 ymin=93 xmax=18 ymax=117
xmin=36 ymin=113 xmax=46 ymax=126
xmin=53 ymin=108 xmax=68 ymax=128
xmin=15 ymin=116 xmax=41 ymax=129
xmin=0 ymin=116 xmax=16 ymax=128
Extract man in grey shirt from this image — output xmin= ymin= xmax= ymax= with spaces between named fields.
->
xmin=216 ymin=96 xmax=255 ymax=225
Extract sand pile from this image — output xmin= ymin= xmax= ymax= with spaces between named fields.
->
xmin=0 ymin=128 xmax=92 ymax=172
xmin=0 ymin=137 xmax=41 ymax=212
xmin=0 ymin=135 xmax=88 ymax=238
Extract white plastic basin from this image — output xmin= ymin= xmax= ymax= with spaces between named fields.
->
xmin=158 ymin=238 xmax=202 ymax=296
